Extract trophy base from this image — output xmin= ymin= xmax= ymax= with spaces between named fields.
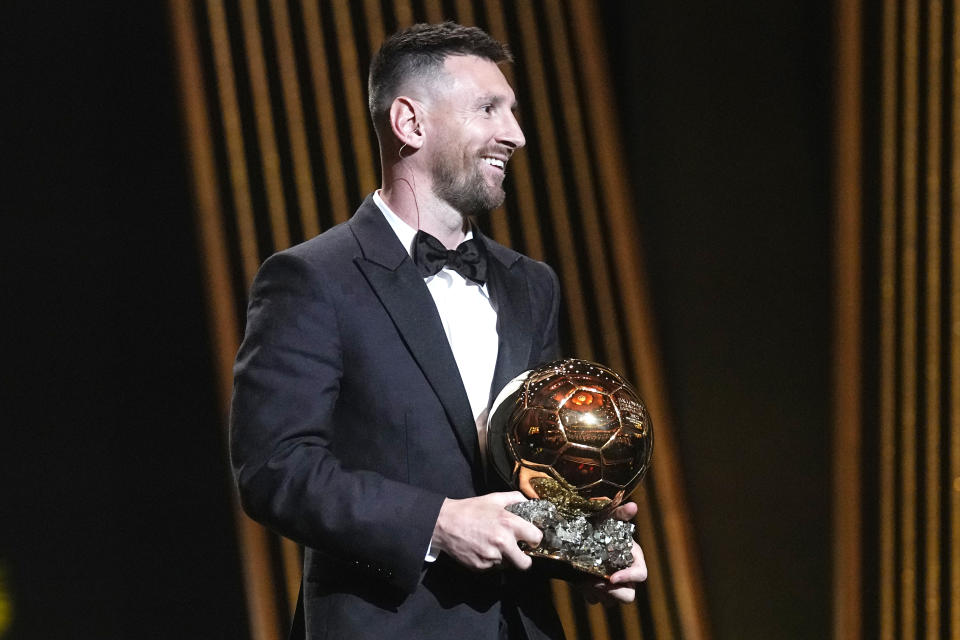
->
xmin=507 ymin=499 xmax=635 ymax=582
xmin=522 ymin=548 xmax=613 ymax=581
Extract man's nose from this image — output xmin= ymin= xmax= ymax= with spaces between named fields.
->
xmin=498 ymin=112 xmax=526 ymax=150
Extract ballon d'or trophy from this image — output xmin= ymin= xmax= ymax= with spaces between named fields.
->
xmin=487 ymin=358 xmax=653 ymax=579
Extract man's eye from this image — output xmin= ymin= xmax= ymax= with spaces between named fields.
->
xmin=482 ymin=104 xmax=494 ymax=114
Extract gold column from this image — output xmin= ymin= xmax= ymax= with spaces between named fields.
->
xmin=168 ymin=2 xmax=281 ymax=639
xmin=328 ymin=1 xmax=378 ymax=198
xmin=952 ymin=5 xmax=960 ymax=637
xmin=898 ymin=3 xmax=920 ymax=638
xmin=301 ymin=0 xmax=352 ymax=225
xmin=878 ymin=0 xmax=899 ymax=637
xmin=269 ymin=0 xmax=321 ymax=240
xmin=832 ymin=0 xmax=863 ymax=637
xmin=923 ymin=2 xmax=943 ymax=637
xmin=206 ymin=0 xmax=261 ymax=283
xmin=239 ymin=0 xmax=291 ymax=249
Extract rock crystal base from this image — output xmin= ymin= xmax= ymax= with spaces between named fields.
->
xmin=506 ymin=499 xmax=634 ymax=578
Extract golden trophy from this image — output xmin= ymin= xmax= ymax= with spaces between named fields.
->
xmin=487 ymin=358 xmax=653 ymax=578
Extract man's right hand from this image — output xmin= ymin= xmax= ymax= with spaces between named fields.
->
xmin=431 ymin=492 xmax=542 ymax=571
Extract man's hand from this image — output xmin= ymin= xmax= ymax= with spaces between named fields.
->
xmin=432 ymin=492 xmax=542 ymax=571
xmin=579 ymin=501 xmax=648 ymax=605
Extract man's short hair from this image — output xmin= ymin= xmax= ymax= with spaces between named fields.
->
xmin=367 ymin=22 xmax=513 ymax=136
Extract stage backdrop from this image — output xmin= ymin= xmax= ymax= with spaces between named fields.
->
xmin=833 ymin=1 xmax=960 ymax=639
xmin=168 ymin=1 xmax=709 ymax=640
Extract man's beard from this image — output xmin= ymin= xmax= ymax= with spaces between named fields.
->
xmin=430 ymin=149 xmax=505 ymax=217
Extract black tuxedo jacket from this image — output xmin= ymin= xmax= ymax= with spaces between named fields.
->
xmin=230 ymin=196 xmax=565 ymax=639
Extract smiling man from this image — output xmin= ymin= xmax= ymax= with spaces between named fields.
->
xmin=230 ymin=22 xmax=646 ymax=640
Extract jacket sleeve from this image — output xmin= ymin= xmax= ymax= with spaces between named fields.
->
xmin=229 ymin=252 xmax=444 ymax=594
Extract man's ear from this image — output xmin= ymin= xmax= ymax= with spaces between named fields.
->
xmin=389 ymin=97 xmax=424 ymax=149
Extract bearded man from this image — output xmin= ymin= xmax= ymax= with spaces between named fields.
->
xmin=230 ymin=22 xmax=647 ymax=640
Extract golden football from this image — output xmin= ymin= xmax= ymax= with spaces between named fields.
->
xmin=487 ymin=358 xmax=653 ymax=511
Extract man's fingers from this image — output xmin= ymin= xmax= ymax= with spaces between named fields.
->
xmin=510 ymin=518 xmax=543 ymax=548
xmin=494 ymin=491 xmax=529 ymax=507
xmin=609 ymin=566 xmax=647 ymax=585
xmin=493 ymin=491 xmax=542 ymax=549
xmin=603 ymin=585 xmax=637 ymax=604
xmin=434 ymin=492 xmax=545 ymax=572
xmin=502 ymin=538 xmax=533 ymax=570
xmin=609 ymin=542 xmax=647 ymax=584
xmin=577 ymin=580 xmax=635 ymax=606
xmin=609 ymin=568 xmax=647 ymax=585
xmin=611 ymin=501 xmax=638 ymax=522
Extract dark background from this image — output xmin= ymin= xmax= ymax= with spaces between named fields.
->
xmin=601 ymin=4 xmax=832 ymax=639
xmin=1 ymin=2 xmax=831 ymax=639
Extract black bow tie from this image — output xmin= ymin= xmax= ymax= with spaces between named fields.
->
xmin=412 ymin=230 xmax=488 ymax=285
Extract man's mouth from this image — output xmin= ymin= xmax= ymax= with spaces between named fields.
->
xmin=482 ymin=156 xmax=506 ymax=171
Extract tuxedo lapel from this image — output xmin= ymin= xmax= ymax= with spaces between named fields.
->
xmin=349 ymin=199 xmax=482 ymax=472
xmin=482 ymin=234 xmax=533 ymax=407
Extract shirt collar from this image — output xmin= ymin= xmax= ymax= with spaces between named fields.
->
xmin=373 ymin=190 xmax=474 ymax=257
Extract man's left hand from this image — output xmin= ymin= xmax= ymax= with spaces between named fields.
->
xmin=578 ymin=501 xmax=647 ymax=605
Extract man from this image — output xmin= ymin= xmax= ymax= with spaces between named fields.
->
xmin=230 ymin=22 xmax=646 ymax=640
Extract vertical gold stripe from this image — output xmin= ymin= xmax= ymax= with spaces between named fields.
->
xmin=832 ymin=0 xmax=863 ymax=638
xmin=482 ymin=0 xmax=544 ymax=259
xmin=567 ymin=3 xmax=711 ymax=639
xmin=453 ymin=0 xmax=475 ymax=26
xmin=241 ymin=525 xmax=283 ymax=640
xmin=619 ymin=599 xmax=644 ymax=640
xmin=952 ymin=3 xmax=960 ymax=635
xmin=542 ymin=2 xmax=626 ymax=371
xmin=485 ymin=202 xmax=515 ymax=249
xmin=924 ymin=2 xmax=944 ymax=637
xmin=239 ymin=0 xmax=291 ymax=250
xmin=238 ymin=522 xmax=282 ymax=640
xmin=485 ymin=200 xmax=515 ymax=250
xmin=329 ymin=1 xmax=378 ymax=197
xmin=168 ymin=4 xmax=280 ymax=639
xmin=586 ymin=601 xmax=611 ymax=639
xmin=280 ymin=537 xmax=301 ymax=614
xmin=513 ymin=1 xmax=591 ymax=358
xmin=301 ymin=0 xmax=352 ymax=225
xmin=632 ymin=489 xmax=670 ymax=640
xmin=268 ymin=0 xmax=321 ymax=240
xmin=205 ymin=0 xmax=260 ymax=285
xmin=168 ymin=0 xmax=240 ymax=448
xmin=950 ymin=3 xmax=960 ymax=636
xmin=423 ymin=0 xmax=444 ymax=24
xmin=900 ymin=2 xmax=920 ymax=638
xmin=393 ymin=0 xmax=415 ymax=29
xmin=362 ymin=0 xmax=386 ymax=54
xmin=879 ymin=0 xmax=899 ymax=637
xmin=549 ymin=580 xmax=579 ymax=640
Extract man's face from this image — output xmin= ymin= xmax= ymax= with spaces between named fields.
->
xmin=424 ymin=55 xmax=526 ymax=217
